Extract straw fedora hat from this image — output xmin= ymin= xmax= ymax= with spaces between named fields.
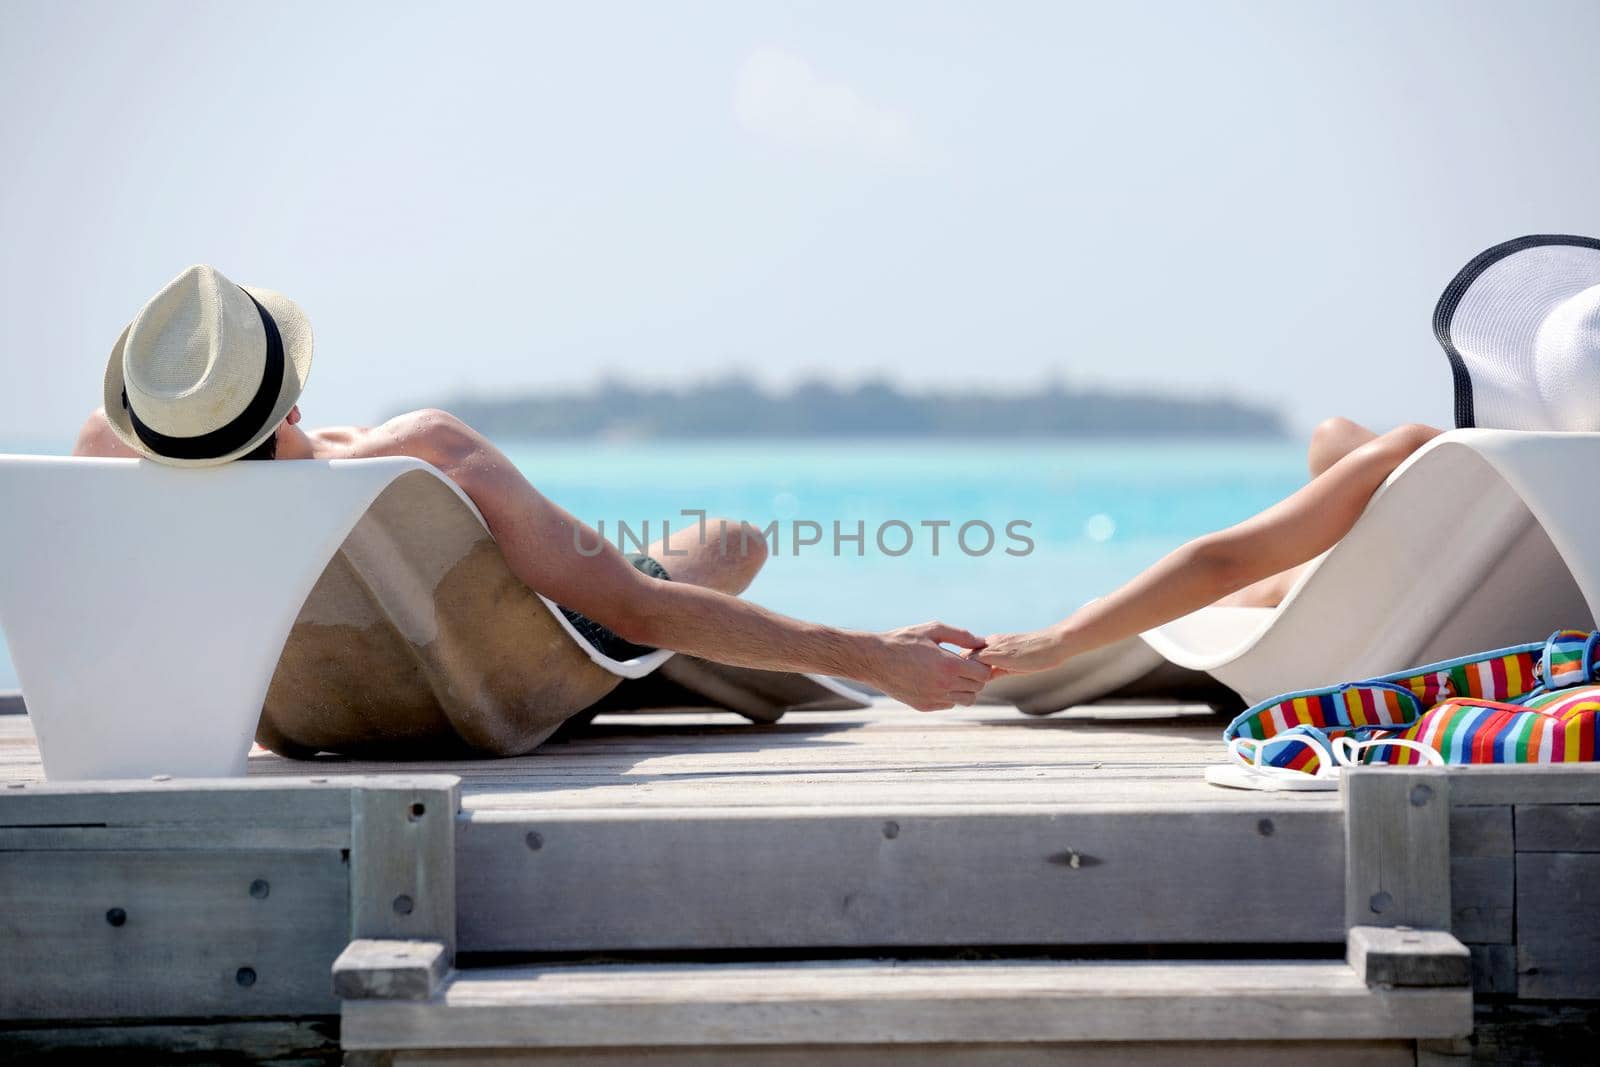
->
xmin=1435 ymin=234 xmax=1600 ymax=431
xmin=103 ymin=264 xmax=313 ymax=466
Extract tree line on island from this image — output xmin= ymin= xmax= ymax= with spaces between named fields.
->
xmin=428 ymin=376 xmax=1285 ymax=439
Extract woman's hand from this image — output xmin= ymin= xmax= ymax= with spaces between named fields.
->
xmin=974 ymin=626 xmax=1072 ymax=676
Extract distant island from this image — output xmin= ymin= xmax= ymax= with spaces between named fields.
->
xmin=426 ymin=377 xmax=1285 ymax=439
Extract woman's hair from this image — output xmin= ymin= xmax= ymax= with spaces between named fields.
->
xmin=239 ymin=431 xmax=278 ymax=461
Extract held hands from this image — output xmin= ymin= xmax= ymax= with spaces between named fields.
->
xmin=973 ymin=625 xmax=1072 ymax=677
xmin=868 ymin=621 xmax=992 ymax=711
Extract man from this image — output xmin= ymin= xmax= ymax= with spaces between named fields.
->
xmin=77 ymin=265 xmax=990 ymax=723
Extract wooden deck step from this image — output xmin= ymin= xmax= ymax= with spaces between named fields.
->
xmin=456 ymin=801 xmax=1346 ymax=952
xmin=341 ymin=957 xmax=1472 ymax=1065
xmin=439 ymin=705 xmax=1344 ymax=953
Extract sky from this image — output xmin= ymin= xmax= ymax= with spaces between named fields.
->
xmin=3 ymin=0 xmax=1599 ymax=443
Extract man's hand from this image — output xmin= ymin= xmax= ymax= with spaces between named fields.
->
xmin=865 ymin=622 xmax=992 ymax=711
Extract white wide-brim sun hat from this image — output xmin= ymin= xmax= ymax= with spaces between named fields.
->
xmin=1434 ymin=235 xmax=1600 ymax=431
xmin=103 ymin=264 xmax=313 ymax=467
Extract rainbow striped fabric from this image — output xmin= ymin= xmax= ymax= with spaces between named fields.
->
xmin=1363 ymin=691 xmax=1600 ymax=765
xmin=1224 ymin=629 xmax=1600 ymax=774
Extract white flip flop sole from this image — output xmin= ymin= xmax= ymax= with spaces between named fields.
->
xmin=1203 ymin=764 xmax=1340 ymax=792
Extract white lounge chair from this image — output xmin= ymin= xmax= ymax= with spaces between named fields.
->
xmin=987 ymin=430 xmax=1600 ymax=714
xmin=0 ymin=455 xmax=861 ymax=780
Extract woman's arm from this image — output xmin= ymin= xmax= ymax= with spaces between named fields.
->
xmin=976 ymin=423 xmax=1442 ymax=675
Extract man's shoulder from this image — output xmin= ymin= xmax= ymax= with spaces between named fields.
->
xmin=314 ymin=409 xmax=475 ymax=462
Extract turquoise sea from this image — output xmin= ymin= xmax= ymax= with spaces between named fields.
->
xmin=0 ymin=437 xmax=1309 ymax=692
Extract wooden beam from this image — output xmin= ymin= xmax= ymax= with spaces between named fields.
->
xmin=1447 ymin=766 xmax=1600 ymax=806
xmin=1449 ymin=805 xmax=1511 ymax=857
xmin=0 ymin=1019 xmax=338 ymax=1062
xmin=1516 ymin=851 xmax=1600 ymax=999
xmin=382 ymin=1040 xmax=1421 ymax=1066
xmin=351 ymin=781 xmax=460 ymax=955
xmin=1467 ymin=943 xmax=1517 ymax=995
xmin=334 ymin=939 xmax=450 ymax=1001
xmin=1343 ymin=768 xmax=1451 ymax=930
xmin=341 ymin=959 xmax=1472 ymax=1051
xmin=0 ymin=774 xmax=461 ymax=836
xmin=457 ymin=805 xmax=1344 ymax=952
xmin=0 ymin=775 xmax=461 ymax=1021
xmin=1449 ymin=856 xmax=1513 ymax=943
xmin=0 ymin=848 xmax=349 ymax=1019
xmin=1347 ymin=926 xmax=1471 ymax=987
xmin=1515 ymin=805 xmax=1600 ymax=852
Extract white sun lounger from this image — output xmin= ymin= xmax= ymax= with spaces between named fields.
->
xmin=0 ymin=456 xmax=861 ymax=780
xmin=988 ymin=429 xmax=1600 ymax=714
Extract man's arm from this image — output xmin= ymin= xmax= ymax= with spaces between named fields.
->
xmin=355 ymin=410 xmax=991 ymax=710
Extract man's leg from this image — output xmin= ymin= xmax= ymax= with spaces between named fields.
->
xmin=644 ymin=516 xmax=769 ymax=595
xmin=1218 ymin=417 xmax=1383 ymax=608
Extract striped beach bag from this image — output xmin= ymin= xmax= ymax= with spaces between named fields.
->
xmin=1215 ymin=629 xmax=1600 ymax=786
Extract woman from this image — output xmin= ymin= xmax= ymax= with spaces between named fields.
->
xmin=975 ymin=417 xmax=1442 ymax=675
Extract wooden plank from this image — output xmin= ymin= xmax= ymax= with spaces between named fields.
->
xmin=334 ymin=939 xmax=450 ymax=1001
xmin=1346 ymin=926 xmax=1470 ymax=987
xmin=1467 ymin=943 xmax=1517 ymax=996
xmin=1414 ymin=1038 xmax=1472 ymax=1066
xmin=1448 ymin=805 xmax=1512 ymax=857
xmin=340 ymin=959 xmax=1472 ymax=1050
xmin=1467 ymin=1002 xmax=1600 ymax=1064
xmin=0 ymin=711 xmax=1345 ymax=816
xmin=1449 ymin=856 xmax=1513 ymax=943
xmin=0 ymin=778 xmax=355 ymax=830
xmin=456 ymin=779 xmax=1340 ymax=814
xmin=1515 ymin=804 xmax=1600 ymax=852
xmin=458 ymin=806 xmax=1345 ymax=952
xmin=0 ymin=774 xmax=459 ymax=833
xmin=1447 ymin=765 xmax=1600 ymax=805
xmin=1343 ymin=768 xmax=1451 ymax=930
xmin=0 ymin=1018 xmax=339 ymax=1061
xmin=351 ymin=782 xmax=459 ymax=955
xmin=384 ymin=1040 xmax=1419 ymax=1066
xmin=199 ymin=715 xmax=1276 ymax=814
xmin=0 ymin=824 xmax=349 ymax=852
xmin=1516 ymin=851 xmax=1600 ymax=999
xmin=0 ymin=848 xmax=348 ymax=1019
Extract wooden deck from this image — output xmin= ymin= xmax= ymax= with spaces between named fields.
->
xmin=5 ymin=701 xmax=1349 ymax=954
xmin=3 ymin=699 xmax=1301 ymax=806
xmin=6 ymin=699 xmax=1599 ymax=1063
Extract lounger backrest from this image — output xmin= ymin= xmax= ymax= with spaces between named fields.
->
xmin=0 ymin=455 xmax=438 ymax=778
